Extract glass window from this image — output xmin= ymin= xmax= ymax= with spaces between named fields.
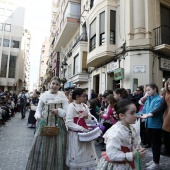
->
xmin=4 ymin=24 xmax=11 ymax=32
xmin=90 ymin=36 xmax=96 ymax=51
xmin=3 ymin=39 xmax=10 ymax=47
xmin=8 ymin=56 xmax=16 ymax=78
xmin=0 ymin=23 xmax=3 ymax=31
xmin=0 ymin=54 xmax=8 ymax=77
xmin=110 ymin=10 xmax=116 ymax=44
xmin=6 ymin=9 xmax=12 ymax=17
xmin=0 ymin=38 xmax=2 ymax=46
xmin=89 ymin=18 xmax=96 ymax=51
xmin=90 ymin=0 xmax=94 ymax=9
xmin=0 ymin=8 xmax=5 ymax=16
xmin=100 ymin=11 xmax=105 ymax=45
xmin=11 ymin=40 xmax=19 ymax=48
xmin=74 ymin=54 xmax=79 ymax=75
xmin=64 ymin=2 xmax=80 ymax=19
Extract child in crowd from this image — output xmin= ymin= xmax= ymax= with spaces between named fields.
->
xmin=90 ymin=99 xmax=100 ymax=121
xmin=97 ymin=100 xmax=146 ymax=170
xmin=138 ymin=83 xmax=163 ymax=170
xmin=68 ymin=90 xmax=74 ymax=104
xmin=66 ymin=88 xmax=98 ymax=170
xmin=113 ymin=88 xmax=129 ymax=101
xmin=99 ymin=94 xmax=117 ymax=151
xmin=100 ymin=94 xmax=117 ymax=127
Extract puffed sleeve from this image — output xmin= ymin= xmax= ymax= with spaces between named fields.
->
xmin=58 ymin=100 xmax=69 ymax=117
xmin=66 ymin=104 xmax=85 ymax=131
xmin=34 ymin=99 xmax=44 ymax=120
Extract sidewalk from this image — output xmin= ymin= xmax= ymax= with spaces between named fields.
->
xmin=0 ymin=112 xmax=34 ymax=170
xmin=0 ymin=112 xmax=170 ymax=170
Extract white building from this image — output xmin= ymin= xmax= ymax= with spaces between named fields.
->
xmin=38 ymin=37 xmax=50 ymax=90
xmin=52 ymin=0 xmax=170 ymax=95
xmin=20 ymin=29 xmax=31 ymax=91
xmin=0 ymin=0 xmax=26 ymax=92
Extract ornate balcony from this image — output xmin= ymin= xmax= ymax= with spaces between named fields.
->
xmin=153 ymin=25 xmax=170 ymax=55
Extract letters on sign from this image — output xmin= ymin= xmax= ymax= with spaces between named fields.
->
xmin=133 ymin=65 xmax=146 ymax=73
xmin=107 ymin=61 xmax=119 ymax=73
xmin=160 ymin=58 xmax=170 ymax=71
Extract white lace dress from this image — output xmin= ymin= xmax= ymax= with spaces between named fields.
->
xmin=96 ymin=121 xmax=141 ymax=170
xmin=66 ymin=103 xmax=98 ymax=170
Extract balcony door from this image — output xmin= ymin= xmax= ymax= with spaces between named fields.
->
xmin=160 ymin=5 xmax=170 ymax=45
xmin=161 ymin=5 xmax=170 ymax=27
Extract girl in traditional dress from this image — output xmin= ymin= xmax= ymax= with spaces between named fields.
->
xmin=27 ymin=91 xmax=40 ymax=128
xmin=66 ymin=88 xmax=98 ymax=170
xmin=26 ymin=77 xmax=68 ymax=170
xmin=97 ymin=100 xmax=146 ymax=170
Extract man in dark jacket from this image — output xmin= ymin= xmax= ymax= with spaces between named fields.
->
xmin=89 ymin=89 xmax=97 ymax=100
xmin=18 ymin=90 xmax=27 ymax=119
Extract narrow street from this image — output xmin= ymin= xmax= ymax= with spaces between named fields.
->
xmin=0 ymin=112 xmax=34 ymax=170
xmin=0 ymin=112 xmax=170 ymax=170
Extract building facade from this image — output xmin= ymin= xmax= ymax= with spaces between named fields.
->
xmin=50 ymin=0 xmax=170 ymax=95
xmin=20 ymin=29 xmax=31 ymax=91
xmin=0 ymin=0 xmax=30 ymax=93
xmin=38 ymin=37 xmax=50 ymax=91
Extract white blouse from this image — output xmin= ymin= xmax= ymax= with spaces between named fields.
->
xmin=103 ymin=121 xmax=141 ymax=162
xmin=66 ymin=102 xmax=97 ymax=132
xmin=34 ymin=91 xmax=68 ymax=119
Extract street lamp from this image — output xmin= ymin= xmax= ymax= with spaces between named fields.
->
xmin=61 ymin=59 xmax=68 ymax=90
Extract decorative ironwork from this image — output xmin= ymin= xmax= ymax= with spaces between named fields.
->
xmin=153 ymin=25 xmax=170 ymax=46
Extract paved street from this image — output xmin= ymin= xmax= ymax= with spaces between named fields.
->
xmin=0 ymin=112 xmax=170 ymax=170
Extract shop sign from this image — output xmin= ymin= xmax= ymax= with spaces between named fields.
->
xmin=114 ymin=68 xmax=124 ymax=81
xmin=107 ymin=61 xmax=119 ymax=73
xmin=133 ymin=65 xmax=146 ymax=73
xmin=160 ymin=58 xmax=170 ymax=71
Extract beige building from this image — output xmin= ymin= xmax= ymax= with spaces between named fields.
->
xmin=38 ymin=37 xmax=50 ymax=91
xmin=0 ymin=0 xmax=30 ymax=93
xmin=51 ymin=0 xmax=170 ymax=95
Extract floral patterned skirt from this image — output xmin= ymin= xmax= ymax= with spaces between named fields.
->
xmin=26 ymin=117 xmax=67 ymax=170
xmin=96 ymin=157 xmax=135 ymax=170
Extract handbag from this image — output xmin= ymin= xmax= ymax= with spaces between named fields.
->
xmin=40 ymin=104 xmax=60 ymax=136
xmin=77 ymin=117 xmax=102 ymax=142
xmin=30 ymin=104 xmax=37 ymax=111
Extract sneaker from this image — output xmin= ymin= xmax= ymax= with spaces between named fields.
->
xmin=146 ymin=162 xmax=160 ymax=170
xmin=145 ymin=160 xmax=153 ymax=167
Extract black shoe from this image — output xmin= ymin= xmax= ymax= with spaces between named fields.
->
xmin=144 ymin=144 xmax=151 ymax=148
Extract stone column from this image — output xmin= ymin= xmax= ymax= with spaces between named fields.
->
xmin=133 ymin=0 xmax=145 ymax=39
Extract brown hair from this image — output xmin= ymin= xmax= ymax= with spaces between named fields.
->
xmin=166 ymin=78 xmax=170 ymax=94
xmin=50 ymin=77 xmax=61 ymax=84
xmin=106 ymin=94 xmax=117 ymax=107
xmin=114 ymin=88 xmax=128 ymax=99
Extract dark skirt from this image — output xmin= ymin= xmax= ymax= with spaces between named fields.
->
xmin=27 ymin=110 xmax=36 ymax=127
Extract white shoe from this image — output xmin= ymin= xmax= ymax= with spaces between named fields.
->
xmin=146 ymin=162 xmax=160 ymax=170
xmin=145 ymin=160 xmax=153 ymax=167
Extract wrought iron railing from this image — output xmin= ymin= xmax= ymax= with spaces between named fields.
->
xmin=153 ymin=25 xmax=170 ymax=46
xmin=67 ymin=33 xmax=88 ymax=57
xmin=72 ymin=33 xmax=88 ymax=49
